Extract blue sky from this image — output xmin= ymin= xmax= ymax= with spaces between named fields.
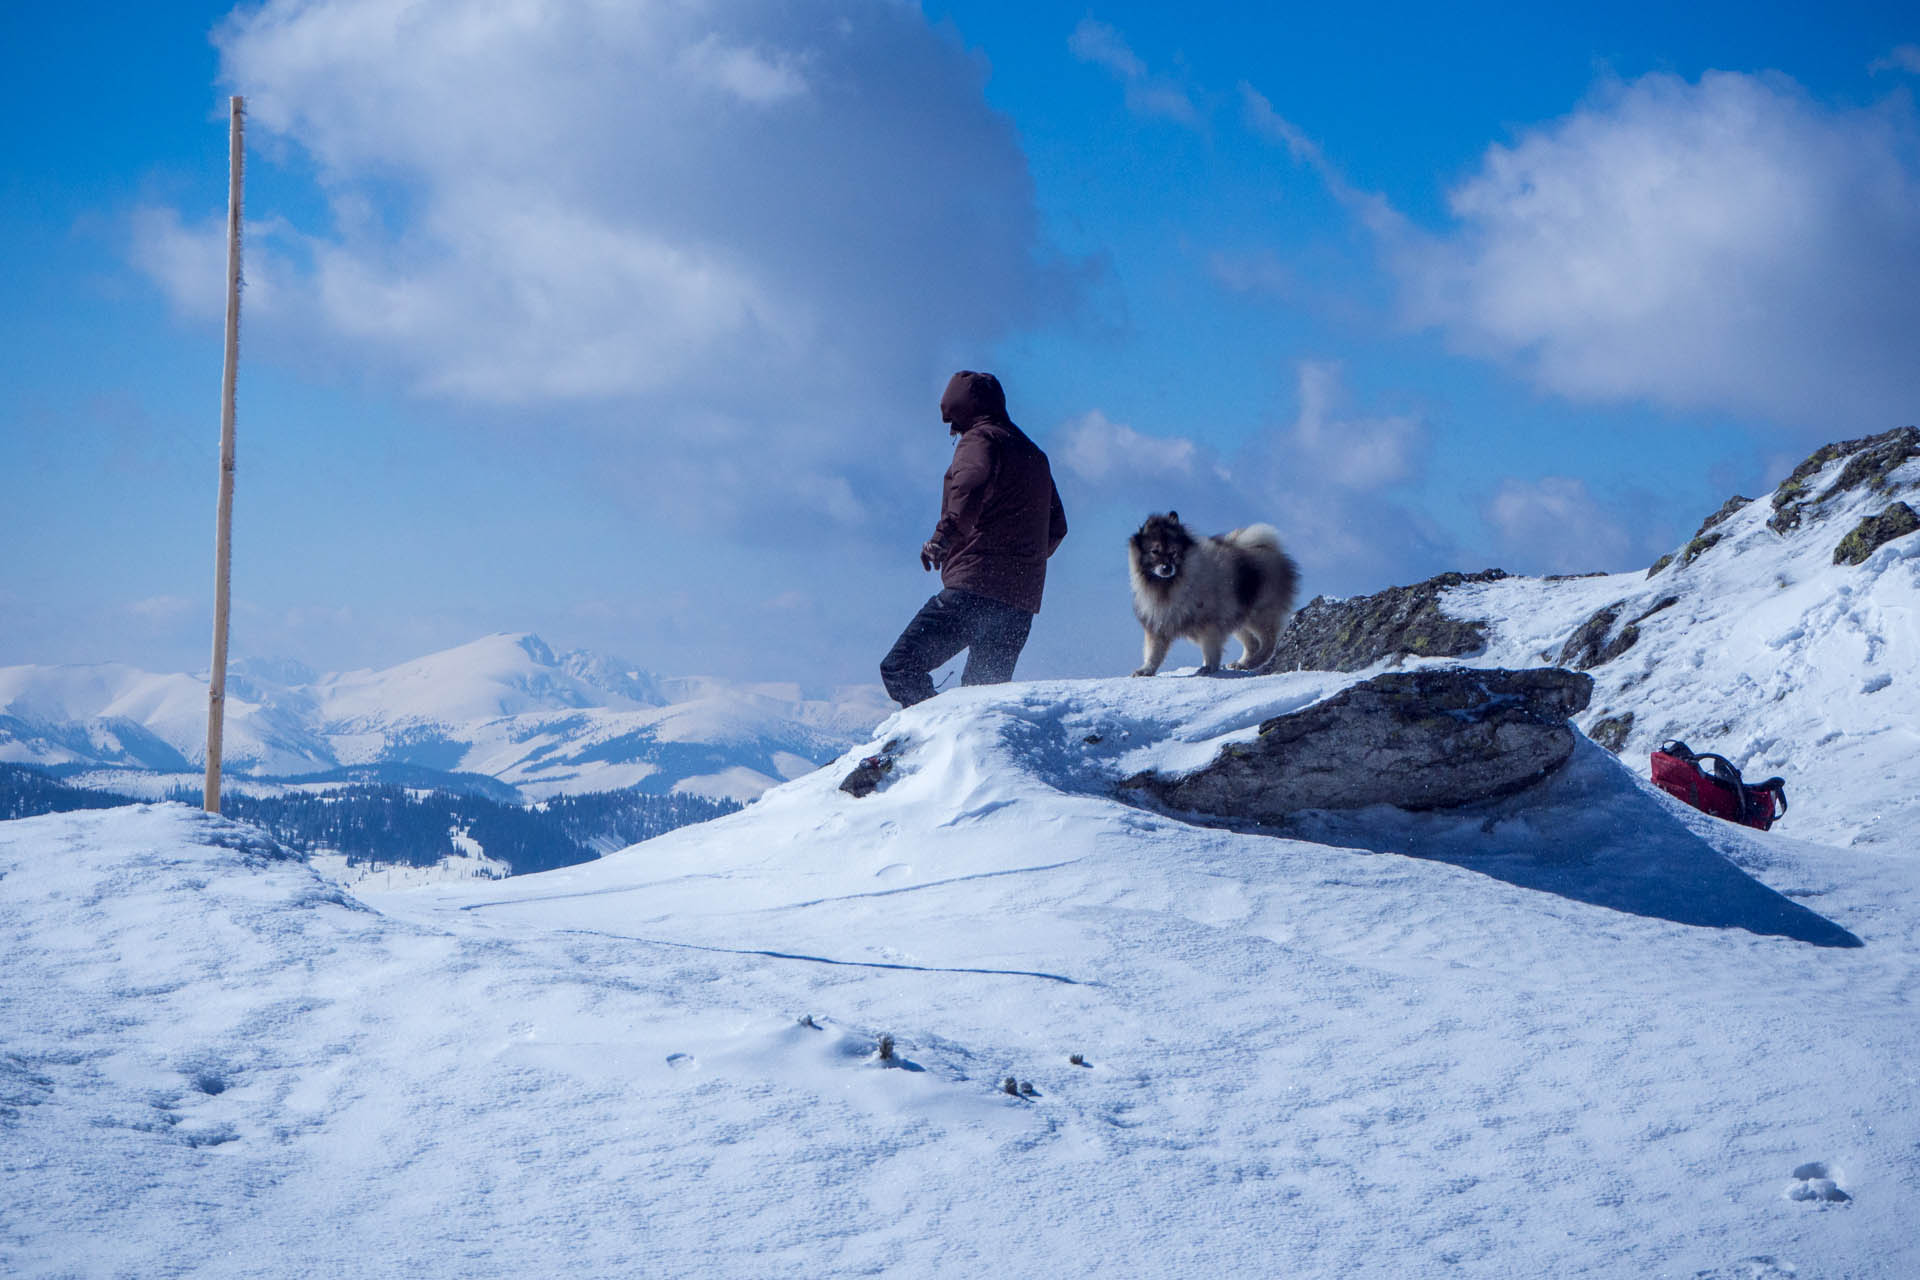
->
xmin=4 ymin=1 xmax=1917 ymax=688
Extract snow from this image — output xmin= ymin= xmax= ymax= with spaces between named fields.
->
xmin=1442 ymin=451 xmax=1920 ymax=848
xmin=5 ymin=665 xmax=1916 ymax=1277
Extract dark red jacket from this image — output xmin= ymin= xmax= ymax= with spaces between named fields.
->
xmin=928 ymin=372 xmax=1068 ymax=614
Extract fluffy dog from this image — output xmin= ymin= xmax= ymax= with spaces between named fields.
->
xmin=1128 ymin=512 xmax=1299 ymax=676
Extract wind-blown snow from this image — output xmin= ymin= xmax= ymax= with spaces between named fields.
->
xmin=4 ymin=671 xmax=1913 ymax=1277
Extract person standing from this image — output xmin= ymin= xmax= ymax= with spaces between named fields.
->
xmin=880 ymin=371 xmax=1068 ymax=707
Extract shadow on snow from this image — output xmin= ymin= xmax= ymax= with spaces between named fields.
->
xmin=1186 ymin=740 xmax=1862 ymax=949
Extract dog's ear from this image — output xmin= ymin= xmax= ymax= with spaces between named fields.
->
xmin=1167 ymin=510 xmax=1178 ymax=524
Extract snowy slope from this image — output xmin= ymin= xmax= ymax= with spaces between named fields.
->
xmin=4 ymin=672 xmax=1914 ymax=1278
xmin=1435 ymin=436 xmax=1920 ymax=849
xmin=0 ymin=634 xmax=889 ymax=801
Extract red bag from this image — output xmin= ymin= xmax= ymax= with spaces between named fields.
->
xmin=1650 ymin=740 xmax=1787 ymax=831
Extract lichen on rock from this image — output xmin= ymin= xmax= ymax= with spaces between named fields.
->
xmin=1263 ymin=570 xmax=1507 ymax=674
xmin=1769 ymin=426 xmax=1920 ymax=535
xmin=1679 ymin=532 xmax=1723 ymax=567
xmin=1833 ymin=502 xmax=1920 ymax=566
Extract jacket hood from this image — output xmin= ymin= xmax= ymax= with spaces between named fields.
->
xmin=940 ymin=370 xmax=1009 ymax=431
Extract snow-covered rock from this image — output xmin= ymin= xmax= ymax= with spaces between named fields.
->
xmin=1126 ymin=665 xmax=1593 ymax=817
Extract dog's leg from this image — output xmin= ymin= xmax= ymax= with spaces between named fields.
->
xmin=1133 ymin=630 xmax=1172 ymax=677
xmin=1233 ymin=627 xmax=1276 ymax=670
xmin=1228 ymin=628 xmax=1262 ymax=670
xmin=1196 ymin=630 xmax=1225 ymax=674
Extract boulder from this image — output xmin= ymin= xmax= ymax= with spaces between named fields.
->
xmin=1833 ymin=501 xmax=1919 ymax=566
xmin=1587 ymin=711 xmax=1634 ymax=753
xmin=839 ymin=739 xmax=903 ymax=797
xmin=1124 ymin=667 xmax=1593 ymax=820
xmin=1263 ymin=570 xmax=1506 ymax=673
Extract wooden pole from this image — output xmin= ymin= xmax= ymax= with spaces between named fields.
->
xmin=205 ymin=96 xmax=244 ymax=814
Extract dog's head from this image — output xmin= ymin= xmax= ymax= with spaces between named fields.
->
xmin=1129 ymin=512 xmax=1194 ymax=581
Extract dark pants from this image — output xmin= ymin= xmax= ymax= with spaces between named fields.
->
xmin=880 ymin=588 xmax=1035 ymax=707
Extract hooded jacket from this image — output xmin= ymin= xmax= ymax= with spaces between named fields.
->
xmin=927 ymin=371 xmax=1068 ymax=614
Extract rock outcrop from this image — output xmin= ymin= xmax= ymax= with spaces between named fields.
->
xmin=1124 ymin=667 xmax=1592 ymax=821
xmin=1833 ymin=502 xmax=1919 ymax=566
xmin=1769 ymin=426 xmax=1919 ymax=535
xmin=1556 ymin=594 xmax=1678 ymax=671
xmin=839 ymin=739 xmax=903 ymax=797
xmin=1262 ymin=570 xmax=1506 ymax=674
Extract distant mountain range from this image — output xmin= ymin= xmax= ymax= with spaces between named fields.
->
xmin=0 ymin=633 xmax=892 ymax=802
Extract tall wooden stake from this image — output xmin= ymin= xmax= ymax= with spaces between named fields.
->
xmin=205 ymin=96 xmax=244 ymax=814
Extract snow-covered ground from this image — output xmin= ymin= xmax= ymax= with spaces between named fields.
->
xmin=4 ymin=669 xmax=1914 ymax=1278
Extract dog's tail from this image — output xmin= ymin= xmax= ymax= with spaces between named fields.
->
xmin=1223 ymin=523 xmax=1282 ymax=552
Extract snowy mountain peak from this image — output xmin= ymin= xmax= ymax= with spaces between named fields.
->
xmin=315 ymin=631 xmax=656 ymax=725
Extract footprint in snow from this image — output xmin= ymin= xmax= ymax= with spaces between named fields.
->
xmin=1782 ymin=1161 xmax=1849 ymax=1204
xmin=666 ymin=1053 xmax=696 ymax=1071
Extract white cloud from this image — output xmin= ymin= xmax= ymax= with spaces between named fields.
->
xmin=1394 ymin=71 xmax=1920 ymax=431
xmin=1481 ymin=476 xmax=1661 ymax=575
xmin=678 ymin=37 xmax=810 ymax=104
xmin=1069 ymin=20 xmax=1200 ymax=127
xmin=133 ymin=0 xmax=1064 ymax=536
xmin=1056 ymin=365 xmax=1448 ymax=591
xmin=1284 ymin=362 xmax=1421 ymax=492
xmin=1238 ymin=85 xmax=1403 ymax=238
xmin=1241 ymin=71 xmax=1920 ymax=434
xmin=1058 ymin=410 xmax=1202 ymax=486
xmin=1870 ymin=44 xmax=1920 ymax=75
xmin=129 ymin=208 xmax=292 ymax=321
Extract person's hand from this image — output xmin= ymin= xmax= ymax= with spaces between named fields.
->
xmin=920 ymin=540 xmax=947 ymax=572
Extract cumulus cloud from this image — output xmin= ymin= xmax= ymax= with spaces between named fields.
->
xmin=133 ymin=0 xmax=1065 ymax=535
xmin=1058 ymin=410 xmax=1205 ymax=487
xmin=1069 ymin=20 xmax=1200 ymax=127
xmin=1057 ymin=364 xmax=1448 ymax=590
xmin=1284 ymin=362 xmax=1422 ymax=491
xmin=1397 ymin=72 xmax=1920 ymax=431
xmin=129 ymin=208 xmax=293 ymax=321
xmin=1481 ymin=476 xmax=1665 ymax=576
xmin=1244 ymin=71 xmax=1920 ymax=434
